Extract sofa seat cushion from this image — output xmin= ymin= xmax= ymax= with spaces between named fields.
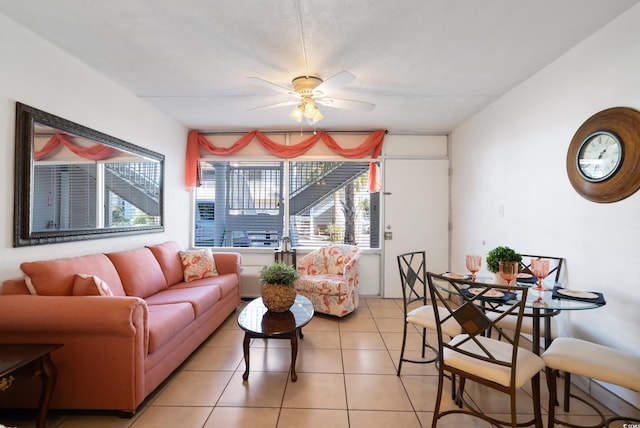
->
xmin=147 ymin=303 xmax=195 ymax=353
xmin=147 ymin=241 xmax=185 ymax=286
xmin=20 ymin=253 xmax=126 ymax=296
xmin=169 ymin=274 xmax=238 ymax=298
xmin=106 ymin=248 xmax=167 ymax=298
xmin=297 ymin=274 xmax=347 ymax=296
xmin=144 ymin=285 xmax=221 ymax=317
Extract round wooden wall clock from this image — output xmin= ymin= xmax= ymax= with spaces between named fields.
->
xmin=566 ymin=107 xmax=640 ymax=203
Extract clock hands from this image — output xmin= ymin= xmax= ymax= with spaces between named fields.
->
xmin=598 ymin=146 xmax=608 ymax=159
xmin=594 ymin=146 xmax=608 ymax=174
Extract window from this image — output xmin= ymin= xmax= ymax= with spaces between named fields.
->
xmin=194 ymin=160 xmax=379 ymax=248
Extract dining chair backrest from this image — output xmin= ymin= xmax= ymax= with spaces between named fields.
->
xmin=426 ymin=273 xmax=530 ymax=381
xmin=396 ymin=251 xmax=443 ymax=375
xmin=397 ymin=251 xmax=428 ymax=311
xmin=426 ymin=272 xmax=544 ymax=427
xmin=520 ymin=254 xmax=564 ymax=283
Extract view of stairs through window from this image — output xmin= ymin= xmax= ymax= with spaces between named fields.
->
xmin=194 ymin=160 xmax=379 ymax=248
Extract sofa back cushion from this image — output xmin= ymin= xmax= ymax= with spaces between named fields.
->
xmin=106 ymin=247 xmax=168 ymax=298
xmin=20 ymin=253 xmax=125 ymax=296
xmin=146 ymin=241 xmax=184 ymax=286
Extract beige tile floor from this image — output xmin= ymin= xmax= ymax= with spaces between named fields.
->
xmin=1 ymin=297 xmax=632 ymax=428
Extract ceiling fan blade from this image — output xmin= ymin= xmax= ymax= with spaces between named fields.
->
xmin=248 ymin=100 xmax=298 ymax=112
xmin=316 ymin=97 xmax=375 ymax=112
xmin=246 ymin=77 xmax=294 ymax=95
xmin=314 ymin=71 xmax=356 ymax=96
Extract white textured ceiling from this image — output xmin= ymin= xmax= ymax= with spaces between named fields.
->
xmin=1 ymin=0 xmax=638 ymax=133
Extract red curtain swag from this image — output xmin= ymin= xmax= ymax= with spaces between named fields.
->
xmin=185 ymin=129 xmax=385 ymax=192
xmin=34 ymin=134 xmax=115 ymax=161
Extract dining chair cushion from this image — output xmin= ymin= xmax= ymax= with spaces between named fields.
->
xmin=444 ymin=334 xmax=545 ymax=389
xmin=407 ymin=305 xmax=460 ymax=338
xmin=487 ymin=310 xmax=558 ymax=339
xmin=542 ymin=337 xmax=640 ymax=392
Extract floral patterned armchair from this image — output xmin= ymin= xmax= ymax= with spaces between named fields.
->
xmin=295 ymin=244 xmax=362 ymax=317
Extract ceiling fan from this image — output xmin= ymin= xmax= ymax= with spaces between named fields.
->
xmin=247 ymin=71 xmax=375 ymax=124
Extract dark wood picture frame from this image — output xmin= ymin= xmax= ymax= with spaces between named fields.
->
xmin=14 ymin=102 xmax=165 ymax=246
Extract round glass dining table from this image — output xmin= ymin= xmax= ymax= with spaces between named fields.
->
xmin=469 ymin=275 xmax=606 ymax=355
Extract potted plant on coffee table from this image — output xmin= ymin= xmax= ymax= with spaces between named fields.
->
xmin=486 ymin=246 xmax=522 ymax=284
xmin=260 ymin=262 xmax=299 ymax=312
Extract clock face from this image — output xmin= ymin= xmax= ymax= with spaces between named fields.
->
xmin=576 ymin=131 xmax=623 ymax=182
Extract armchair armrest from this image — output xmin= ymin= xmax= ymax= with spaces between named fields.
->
xmin=297 ymin=252 xmax=320 ymax=274
xmin=343 ymin=251 xmax=362 ymax=284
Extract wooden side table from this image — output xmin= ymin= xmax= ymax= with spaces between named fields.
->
xmin=274 ymin=249 xmax=296 ymax=268
xmin=0 ymin=344 xmax=62 ymax=428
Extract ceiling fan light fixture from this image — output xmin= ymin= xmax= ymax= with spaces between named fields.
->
xmin=290 ymin=105 xmax=304 ymax=122
xmin=311 ymin=107 xmax=324 ymax=123
xmin=303 ymin=98 xmax=317 ymax=118
xmin=290 ymin=97 xmax=323 ymax=124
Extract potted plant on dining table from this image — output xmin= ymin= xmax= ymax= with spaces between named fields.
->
xmin=486 ymin=246 xmax=522 ymax=285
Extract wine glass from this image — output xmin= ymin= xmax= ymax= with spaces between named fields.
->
xmin=499 ymin=261 xmax=518 ymax=290
xmin=530 ymin=259 xmax=550 ymax=291
xmin=465 ymin=255 xmax=482 ymax=281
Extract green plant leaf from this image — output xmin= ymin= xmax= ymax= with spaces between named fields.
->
xmin=260 ymin=262 xmax=299 ymax=286
xmin=486 ymin=246 xmax=522 ymax=273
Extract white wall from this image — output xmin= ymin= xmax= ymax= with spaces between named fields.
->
xmin=0 ymin=13 xmax=190 ymax=281
xmin=451 ymin=3 xmax=640 ymax=402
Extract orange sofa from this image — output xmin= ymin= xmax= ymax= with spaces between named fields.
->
xmin=0 ymin=241 xmax=241 ymax=415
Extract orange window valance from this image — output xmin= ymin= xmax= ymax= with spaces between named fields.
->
xmin=34 ymin=134 xmax=115 ymax=161
xmin=185 ymin=129 xmax=386 ymax=192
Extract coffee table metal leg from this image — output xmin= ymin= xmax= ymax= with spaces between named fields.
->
xmin=290 ymin=329 xmax=299 ymax=382
xmin=242 ymin=333 xmax=250 ymax=380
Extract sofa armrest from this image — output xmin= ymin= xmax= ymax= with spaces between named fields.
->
xmin=0 ymin=294 xmax=149 ymax=412
xmin=0 ymin=295 xmax=148 ymax=337
xmin=212 ymin=252 xmax=242 ymax=276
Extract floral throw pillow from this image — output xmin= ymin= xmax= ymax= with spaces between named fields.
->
xmin=73 ymin=274 xmax=114 ymax=296
xmin=179 ymin=249 xmax=218 ymax=282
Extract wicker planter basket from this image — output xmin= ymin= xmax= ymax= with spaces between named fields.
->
xmin=261 ymin=283 xmax=297 ymax=312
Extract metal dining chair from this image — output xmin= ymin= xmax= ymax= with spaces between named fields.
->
xmin=427 ymin=272 xmax=545 ymax=428
xmin=396 ymin=251 xmax=459 ymax=376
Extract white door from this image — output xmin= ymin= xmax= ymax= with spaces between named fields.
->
xmin=382 ymin=159 xmax=449 ymax=298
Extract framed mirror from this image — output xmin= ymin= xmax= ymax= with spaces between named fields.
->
xmin=14 ymin=102 xmax=165 ymax=246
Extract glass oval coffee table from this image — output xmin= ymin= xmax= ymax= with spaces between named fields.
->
xmin=237 ymin=294 xmax=314 ymax=382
